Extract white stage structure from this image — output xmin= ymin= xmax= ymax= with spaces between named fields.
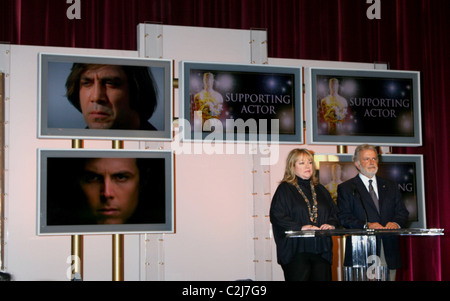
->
xmin=0 ymin=24 xmax=383 ymax=281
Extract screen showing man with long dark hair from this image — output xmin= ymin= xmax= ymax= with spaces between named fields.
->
xmin=46 ymin=157 xmax=166 ymax=226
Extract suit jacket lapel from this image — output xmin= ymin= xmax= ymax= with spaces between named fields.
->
xmin=376 ymin=176 xmax=387 ymax=213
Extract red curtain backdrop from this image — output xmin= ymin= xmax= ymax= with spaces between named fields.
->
xmin=1 ymin=0 xmax=449 ymax=281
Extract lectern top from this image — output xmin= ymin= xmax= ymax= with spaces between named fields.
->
xmin=285 ymin=228 xmax=444 ymax=238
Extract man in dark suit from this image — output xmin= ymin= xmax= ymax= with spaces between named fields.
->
xmin=337 ymin=144 xmax=409 ymax=280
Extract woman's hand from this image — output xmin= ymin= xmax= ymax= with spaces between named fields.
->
xmin=319 ymin=224 xmax=335 ymax=230
xmin=384 ymin=222 xmax=400 ymax=229
xmin=301 ymin=225 xmax=320 ymax=230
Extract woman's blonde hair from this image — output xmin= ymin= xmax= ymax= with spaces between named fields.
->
xmin=281 ymin=148 xmax=319 ymax=185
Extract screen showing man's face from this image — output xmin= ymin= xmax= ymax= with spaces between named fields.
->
xmin=80 ymin=158 xmax=140 ymax=224
xmin=79 ymin=65 xmax=140 ymax=129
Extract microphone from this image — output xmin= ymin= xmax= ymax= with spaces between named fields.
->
xmin=353 ymin=183 xmax=369 ymax=229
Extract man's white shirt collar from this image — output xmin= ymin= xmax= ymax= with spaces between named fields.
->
xmin=359 ymin=173 xmax=378 ymax=196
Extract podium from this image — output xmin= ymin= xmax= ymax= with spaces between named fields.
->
xmin=286 ymin=228 xmax=444 ymax=281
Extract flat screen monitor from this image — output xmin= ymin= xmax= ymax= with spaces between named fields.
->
xmin=315 ymin=153 xmax=426 ymax=228
xmin=179 ymin=61 xmax=303 ymax=144
xmin=37 ymin=149 xmax=174 ymax=235
xmin=305 ymin=68 xmax=422 ymax=146
xmin=38 ymin=53 xmax=173 ymax=141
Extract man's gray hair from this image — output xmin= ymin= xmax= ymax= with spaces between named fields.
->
xmin=352 ymin=144 xmax=379 ymax=163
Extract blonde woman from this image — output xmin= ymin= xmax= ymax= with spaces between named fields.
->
xmin=270 ymin=149 xmax=339 ymax=281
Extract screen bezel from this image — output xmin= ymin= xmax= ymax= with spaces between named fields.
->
xmin=314 ymin=153 xmax=426 ymax=229
xmin=179 ymin=60 xmax=303 ymax=144
xmin=37 ymin=149 xmax=175 ymax=235
xmin=305 ymin=67 xmax=422 ymax=146
xmin=38 ymin=53 xmax=173 ymax=141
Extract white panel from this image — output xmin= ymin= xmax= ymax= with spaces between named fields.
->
xmin=268 ymin=57 xmax=379 ymax=69
xmin=164 ymin=153 xmax=254 ymax=281
xmin=138 ymin=24 xmax=254 ymax=73
xmin=0 ymin=44 xmax=10 ymax=272
xmin=2 ymin=26 xmax=386 ymax=282
xmin=138 ymin=24 xmax=258 ymax=121
xmin=4 ymin=45 xmax=140 ymax=280
xmin=138 ymin=24 xmax=262 ymax=281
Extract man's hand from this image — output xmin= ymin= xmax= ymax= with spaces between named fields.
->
xmin=367 ymin=222 xmax=384 ymax=229
xmin=368 ymin=222 xmax=400 ymax=229
xmin=384 ymin=222 xmax=400 ymax=229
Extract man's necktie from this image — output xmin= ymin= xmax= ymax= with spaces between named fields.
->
xmin=368 ymin=180 xmax=380 ymax=213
